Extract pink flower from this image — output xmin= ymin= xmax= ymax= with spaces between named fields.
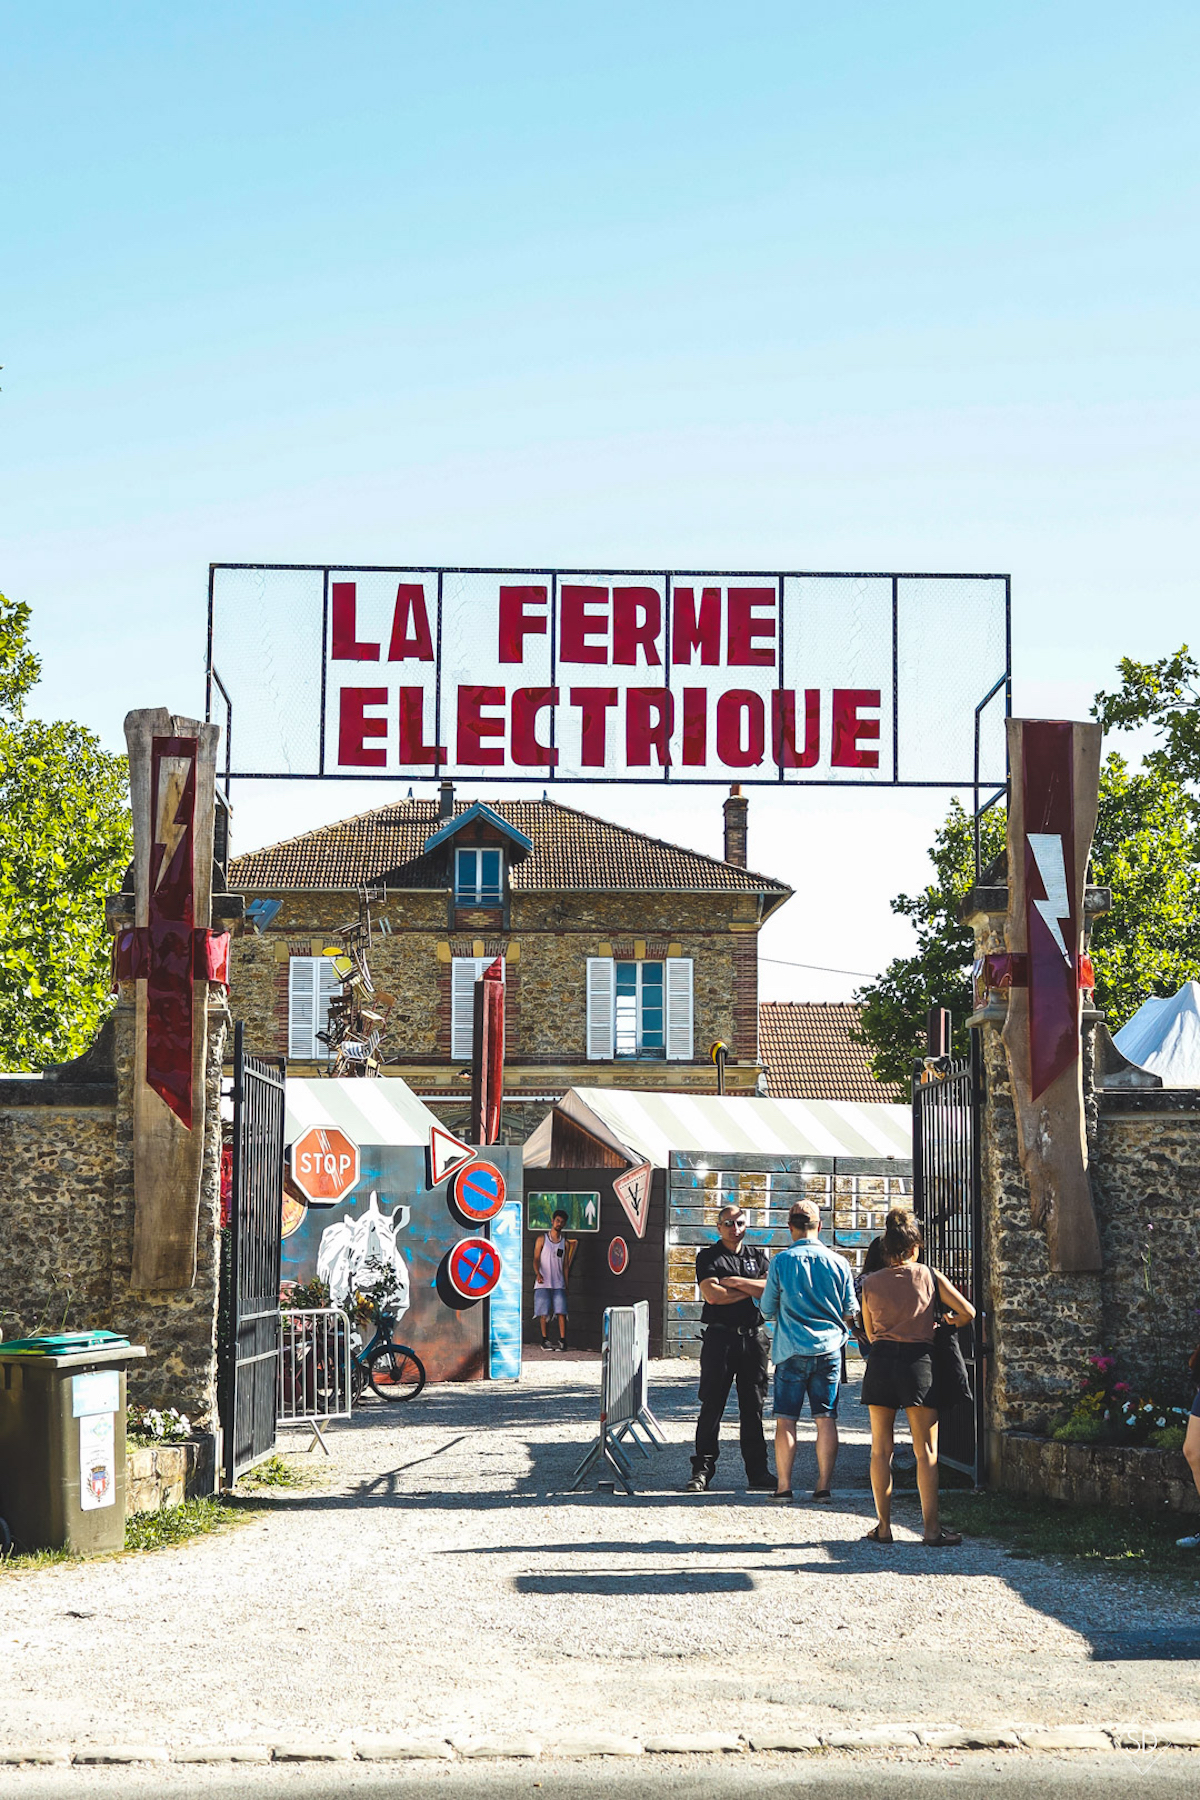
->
xmin=1114 ymin=1382 xmax=1129 ymax=1393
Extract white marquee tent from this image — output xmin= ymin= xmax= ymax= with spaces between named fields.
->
xmin=1112 ymin=983 xmax=1200 ymax=1089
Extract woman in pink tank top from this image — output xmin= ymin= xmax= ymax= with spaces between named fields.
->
xmin=859 ymin=1207 xmax=974 ymax=1548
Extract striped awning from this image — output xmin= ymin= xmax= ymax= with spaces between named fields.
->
xmin=284 ymin=1077 xmax=442 ymax=1148
xmin=523 ymin=1086 xmax=911 ymax=1170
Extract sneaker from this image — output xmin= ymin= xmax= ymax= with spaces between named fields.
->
xmin=811 ymin=1488 xmax=833 ymax=1503
xmin=768 ymin=1489 xmax=793 ymax=1503
xmin=685 ymin=1474 xmax=709 ymax=1493
xmin=1176 ymin=1532 xmax=1200 ymax=1549
xmin=745 ymin=1474 xmax=778 ymax=1492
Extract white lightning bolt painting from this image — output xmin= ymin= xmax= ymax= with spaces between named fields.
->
xmin=1027 ymin=832 xmax=1072 ymax=964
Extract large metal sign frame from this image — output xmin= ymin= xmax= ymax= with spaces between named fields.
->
xmin=205 ymin=564 xmax=1011 ymax=800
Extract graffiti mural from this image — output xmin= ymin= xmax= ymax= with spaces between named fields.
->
xmin=280 ymin=1142 xmax=522 ymax=1384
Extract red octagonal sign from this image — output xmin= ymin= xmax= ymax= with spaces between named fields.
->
xmin=291 ymin=1125 xmax=361 ymax=1204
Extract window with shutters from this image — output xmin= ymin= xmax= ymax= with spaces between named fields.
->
xmin=455 ymin=847 xmax=503 ymax=906
xmin=288 ymin=956 xmax=342 ymax=1060
xmin=587 ymin=956 xmax=692 ymax=1061
xmin=451 ymin=956 xmax=504 ymax=1059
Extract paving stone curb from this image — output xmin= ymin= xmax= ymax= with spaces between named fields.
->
xmin=2 ymin=1722 xmax=1199 ymax=1765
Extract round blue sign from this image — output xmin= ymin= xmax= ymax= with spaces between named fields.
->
xmin=450 ymin=1158 xmax=507 ymax=1224
xmin=446 ymin=1236 xmax=503 ymax=1302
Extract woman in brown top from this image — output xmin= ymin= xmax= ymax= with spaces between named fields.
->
xmin=859 ymin=1207 xmax=975 ymax=1547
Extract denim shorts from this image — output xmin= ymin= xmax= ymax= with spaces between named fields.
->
xmin=533 ymin=1288 xmax=567 ymax=1317
xmin=773 ymin=1351 xmax=841 ymax=1420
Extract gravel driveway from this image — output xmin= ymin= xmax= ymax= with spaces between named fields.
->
xmin=3 ymin=1359 xmax=1200 ymax=1750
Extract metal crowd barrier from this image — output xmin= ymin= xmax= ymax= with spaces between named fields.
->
xmin=277 ymin=1308 xmax=352 ymax=1454
xmin=571 ymin=1301 xmax=665 ymax=1495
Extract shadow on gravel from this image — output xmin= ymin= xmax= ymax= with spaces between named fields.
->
xmin=515 ymin=1570 xmax=755 ymax=1594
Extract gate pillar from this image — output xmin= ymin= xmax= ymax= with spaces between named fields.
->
xmin=962 ymin=881 xmax=1105 ymax=1467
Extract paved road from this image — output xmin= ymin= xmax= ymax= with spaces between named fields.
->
xmin=2 ymin=1361 xmax=1199 ymax=1752
xmin=8 ymin=1753 xmax=1200 ymax=1800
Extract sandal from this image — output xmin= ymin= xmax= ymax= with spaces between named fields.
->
xmin=865 ymin=1524 xmax=893 ymax=1543
xmin=923 ymin=1527 xmax=962 ymax=1547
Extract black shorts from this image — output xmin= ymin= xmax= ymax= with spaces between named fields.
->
xmin=861 ymin=1340 xmax=936 ymax=1410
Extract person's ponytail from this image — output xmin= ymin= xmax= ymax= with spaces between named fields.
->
xmin=882 ymin=1207 xmax=924 ymax=1264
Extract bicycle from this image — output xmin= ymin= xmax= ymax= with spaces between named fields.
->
xmin=350 ymin=1298 xmax=426 ymax=1403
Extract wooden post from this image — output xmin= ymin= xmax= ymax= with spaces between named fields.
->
xmin=124 ymin=708 xmax=220 ymax=1291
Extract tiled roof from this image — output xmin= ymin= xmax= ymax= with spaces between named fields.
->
xmin=758 ymin=1002 xmax=903 ymax=1104
xmin=230 ymin=797 xmax=791 ymax=898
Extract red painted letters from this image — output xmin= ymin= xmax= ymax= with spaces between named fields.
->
xmin=498 ymin=586 xmax=548 ymax=664
xmin=339 ymin=688 xmax=388 ymax=766
xmin=387 ymin=585 xmax=435 ymax=662
xmin=831 ymin=689 xmax=881 ymax=768
xmin=511 ymin=687 xmax=559 ymax=767
xmin=457 ymin=686 xmax=507 ymax=765
xmin=331 ymin=583 xmax=380 ymax=660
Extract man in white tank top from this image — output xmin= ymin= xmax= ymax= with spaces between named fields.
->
xmin=533 ymin=1209 xmax=576 ymax=1350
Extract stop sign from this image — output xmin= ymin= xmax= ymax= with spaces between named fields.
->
xmin=291 ymin=1125 xmax=360 ymax=1204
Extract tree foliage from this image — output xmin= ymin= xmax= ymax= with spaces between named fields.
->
xmin=852 ymin=799 xmax=1004 ymax=1089
xmin=1094 ymin=645 xmax=1200 ymax=793
xmin=854 ymin=755 xmax=1200 ymax=1089
xmin=0 ymin=593 xmax=133 ymax=1070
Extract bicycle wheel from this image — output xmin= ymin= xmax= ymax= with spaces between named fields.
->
xmin=367 ymin=1343 xmax=427 ymax=1402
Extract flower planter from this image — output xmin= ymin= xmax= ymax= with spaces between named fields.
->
xmin=125 ymin=1436 xmax=216 ymax=1516
xmin=993 ymin=1429 xmax=1200 ymax=1517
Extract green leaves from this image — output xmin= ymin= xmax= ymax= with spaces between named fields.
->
xmin=852 ymin=799 xmax=1005 ymax=1087
xmin=1093 ymin=646 xmax=1200 ymax=793
xmin=853 ymin=740 xmax=1200 ymax=1089
xmin=0 ymin=598 xmax=132 ymax=1070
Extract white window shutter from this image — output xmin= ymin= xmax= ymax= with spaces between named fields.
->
xmin=289 ymin=958 xmax=316 ymax=1059
xmin=586 ymin=957 xmax=615 ymax=1060
xmin=451 ymin=959 xmax=477 ymax=1060
xmin=665 ymin=957 xmax=694 ymax=1061
xmin=316 ymin=956 xmax=341 ymax=1056
xmin=451 ymin=955 xmax=505 ymax=1059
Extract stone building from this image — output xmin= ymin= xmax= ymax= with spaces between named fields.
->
xmin=227 ymin=783 xmax=791 ymax=1139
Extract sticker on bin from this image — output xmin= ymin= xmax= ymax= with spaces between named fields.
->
xmin=79 ymin=1412 xmax=116 ymax=1510
xmin=72 ymin=1370 xmax=120 ymax=1417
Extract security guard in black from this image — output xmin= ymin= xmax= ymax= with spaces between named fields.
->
xmin=689 ymin=1205 xmax=773 ymax=1490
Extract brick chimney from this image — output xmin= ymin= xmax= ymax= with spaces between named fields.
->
xmin=723 ymin=784 xmax=748 ymax=867
xmin=439 ymin=779 xmax=455 ymax=820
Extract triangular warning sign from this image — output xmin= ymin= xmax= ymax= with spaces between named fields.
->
xmin=429 ymin=1124 xmax=473 ymax=1186
xmin=612 ymin=1160 xmax=652 ymax=1239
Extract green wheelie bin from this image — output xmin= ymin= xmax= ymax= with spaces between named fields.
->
xmin=0 ymin=1334 xmax=146 ymax=1554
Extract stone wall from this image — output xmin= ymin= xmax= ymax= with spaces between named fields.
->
xmin=976 ymin=1009 xmax=1200 ymax=1443
xmin=995 ymin=1429 xmax=1200 ymax=1517
xmin=1094 ymin=1091 xmax=1200 ymax=1405
xmin=976 ymin=1020 xmax=1103 ymax=1436
xmin=0 ymin=992 xmax=228 ymax=1429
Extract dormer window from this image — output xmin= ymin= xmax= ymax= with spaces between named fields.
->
xmin=456 ymin=846 xmax=503 ymax=907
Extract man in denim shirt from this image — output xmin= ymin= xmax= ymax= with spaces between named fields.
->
xmin=759 ymin=1199 xmax=858 ymax=1502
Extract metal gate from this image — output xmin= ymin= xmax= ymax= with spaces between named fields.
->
xmin=221 ymin=1023 xmax=286 ymax=1487
xmin=912 ymin=1037 xmax=985 ymax=1483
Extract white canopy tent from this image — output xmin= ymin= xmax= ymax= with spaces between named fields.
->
xmin=1112 ymin=983 xmax=1200 ymax=1089
xmin=524 ymin=1086 xmax=911 ymax=1169
xmin=283 ymin=1077 xmax=442 ymax=1148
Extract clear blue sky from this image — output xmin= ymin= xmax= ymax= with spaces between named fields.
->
xmin=3 ymin=4 xmax=1197 ymax=998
